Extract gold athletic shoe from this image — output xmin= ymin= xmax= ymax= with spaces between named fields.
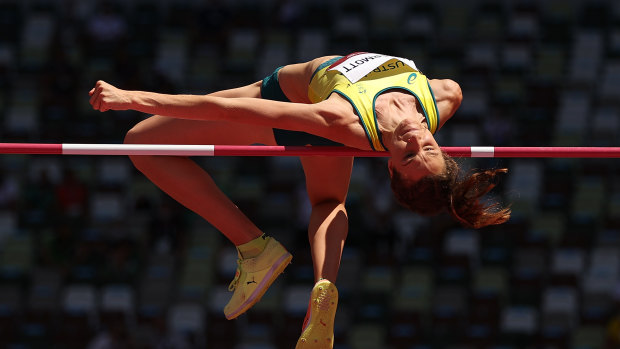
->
xmin=224 ymin=237 xmax=292 ymax=320
xmin=296 ymin=279 xmax=338 ymax=349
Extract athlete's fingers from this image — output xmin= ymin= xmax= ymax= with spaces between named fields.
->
xmin=90 ymin=80 xmax=126 ymax=112
xmin=90 ymin=82 xmax=109 ymax=111
xmin=93 ymin=89 xmax=105 ymax=112
xmin=93 ymin=96 xmax=101 ymax=112
xmin=89 ymin=88 xmax=100 ymax=109
xmin=89 ymin=81 xmax=106 ymax=101
xmin=89 ymin=92 xmax=96 ymax=108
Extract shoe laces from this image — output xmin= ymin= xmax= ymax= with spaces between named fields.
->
xmin=228 ymin=258 xmax=242 ymax=291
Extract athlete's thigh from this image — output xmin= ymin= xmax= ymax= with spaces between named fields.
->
xmin=301 ymin=156 xmax=354 ymax=205
xmin=126 ymin=116 xmax=277 ymax=146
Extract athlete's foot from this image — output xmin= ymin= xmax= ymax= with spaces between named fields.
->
xmin=296 ymin=279 xmax=338 ymax=349
xmin=224 ymin=237 xmax=292 ymax=319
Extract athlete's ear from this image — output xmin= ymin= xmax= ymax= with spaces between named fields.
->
xmin=388 ymin=159 xmax=394 ymax=178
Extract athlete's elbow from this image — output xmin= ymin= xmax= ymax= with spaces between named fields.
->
xmin=315 ymin=103 xmax=347 ymax=128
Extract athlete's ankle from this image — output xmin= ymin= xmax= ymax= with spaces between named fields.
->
xmin=236 ymin=234 xmax=269 ymax=259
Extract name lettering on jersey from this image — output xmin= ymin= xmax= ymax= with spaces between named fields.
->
xmin=328 ymin=52 xmax=419 ymax=83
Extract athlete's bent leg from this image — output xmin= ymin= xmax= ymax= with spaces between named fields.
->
xmin=125 ymin=117 xmax=268 ymax=245
xmin=124 ymin=111 xmax=290 ymax=319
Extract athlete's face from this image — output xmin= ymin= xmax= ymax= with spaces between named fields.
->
xmin=387 ymin=118 xmax=445 ymax=182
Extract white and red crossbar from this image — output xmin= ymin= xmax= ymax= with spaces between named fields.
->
xmin=0 ymin=143 xmax=620 ymax=158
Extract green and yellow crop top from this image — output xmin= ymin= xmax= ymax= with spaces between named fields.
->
xmin=308 ymin=53 xmax=439 ymax=151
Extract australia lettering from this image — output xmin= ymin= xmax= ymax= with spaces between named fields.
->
xmin=328 ymin=53 xmax=419 ymax=83
xmin=341 ymin=54 xmax=384 ymax=73
xmin=372 ymin=60 xmax=405 ymax=73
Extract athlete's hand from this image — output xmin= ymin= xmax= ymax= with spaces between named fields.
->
xmin=89 ymin=80 xmax=132 ymax=112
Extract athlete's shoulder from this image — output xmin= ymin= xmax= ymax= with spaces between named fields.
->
xmin=429 ymin=79 xmax=462 ymax=130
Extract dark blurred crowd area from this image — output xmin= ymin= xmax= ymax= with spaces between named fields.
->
xmin=1 ymin=0 xmax=620 ymax=348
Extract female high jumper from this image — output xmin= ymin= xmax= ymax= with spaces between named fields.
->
xmin=89 ymin=52 xmax=510 ymax=348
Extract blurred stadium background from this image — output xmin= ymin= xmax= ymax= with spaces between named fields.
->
xmin=1 ymin=0 xmax=620 ymax=348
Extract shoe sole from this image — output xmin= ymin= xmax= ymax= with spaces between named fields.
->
xmin=296 ymin=281 xmax=338 ymax=349
xmin=225 ymin=251 xmax=292 ymax=320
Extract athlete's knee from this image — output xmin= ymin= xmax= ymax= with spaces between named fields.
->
xmin=124 ymin=124 xmax=147 ymax=145
xmin=309 ymin=199 xmax=349 ymax=237
xmin=124 ymin=121 xmax=156 ymax=168
xmin=311 ymin=198 xmax=347 ymax=214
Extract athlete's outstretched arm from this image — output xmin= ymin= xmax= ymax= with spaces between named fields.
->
xmin=88 ymin=80 xmax=347 ymax=139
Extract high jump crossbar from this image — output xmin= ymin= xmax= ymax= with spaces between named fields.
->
xmin=0 ymin=143 xmax=619 ymax=158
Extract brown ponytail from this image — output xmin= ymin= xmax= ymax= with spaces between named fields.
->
xmin=390 ymin=152 xmax=510 ymax=229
